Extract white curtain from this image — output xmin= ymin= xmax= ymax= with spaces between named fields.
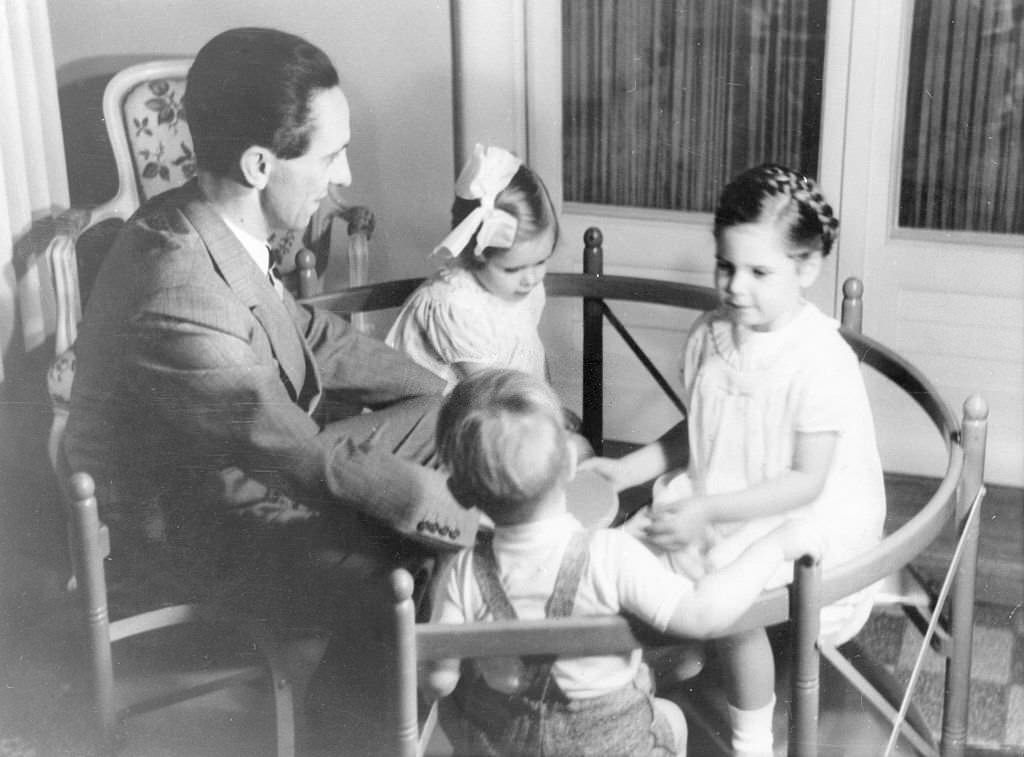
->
xmin=0 ymin=0 xmax=69 ymax=383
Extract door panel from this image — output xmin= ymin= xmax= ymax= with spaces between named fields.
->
xmin=458 ymin=0 xmax=1023 ymax=484
xmin=838 ymin=2 xmax=1023 ymax=485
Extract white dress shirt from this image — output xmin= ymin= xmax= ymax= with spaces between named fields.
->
xmin=220 ymin=214 xmax=284 ymax=299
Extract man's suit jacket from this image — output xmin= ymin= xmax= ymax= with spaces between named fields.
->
xmin=64 ymin=181 xmax=476 ymax=563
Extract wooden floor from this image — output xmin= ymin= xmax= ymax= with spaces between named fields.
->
xmin=882 ymin=473 xmax=1023 ymax=609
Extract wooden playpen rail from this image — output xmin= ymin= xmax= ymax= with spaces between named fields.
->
xmin=304 ymin=227 xmax=987 ymax=757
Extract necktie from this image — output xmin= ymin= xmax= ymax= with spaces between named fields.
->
xmin=268 ymin=264 xmax=284 ymax=299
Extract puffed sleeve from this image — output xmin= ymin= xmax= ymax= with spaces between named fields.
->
xmin=415 ymin=286 xmax=502 ymax=366
xmin=792 ymin=325 xmax=853 ymax=434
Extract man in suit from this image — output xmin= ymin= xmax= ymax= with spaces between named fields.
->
xmin=64 ymin=27 xmax=476 ymax=750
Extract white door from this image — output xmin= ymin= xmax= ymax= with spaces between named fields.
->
xmin=526 ymin=1 xmax=853 ymax=448
xmin=833 ymin=1 xmax=1023 ymax=486
xmin=454 ymin=0 xmax=1023 ymax=484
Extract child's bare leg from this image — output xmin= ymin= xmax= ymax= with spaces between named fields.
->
xmin=647 ymin=640 xmax=706 ymax=691
xmin=714 ymin=627 xmax=775 ymax=757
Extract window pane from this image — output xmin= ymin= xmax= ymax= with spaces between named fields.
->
xmin=562 ymin=0 xmax=828 ymax=212
xmin=899 ymin=0 xmax=1023 ymax=235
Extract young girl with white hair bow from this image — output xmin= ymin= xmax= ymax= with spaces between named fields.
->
xmin=386 ymin=144 xmax=558 ymax=391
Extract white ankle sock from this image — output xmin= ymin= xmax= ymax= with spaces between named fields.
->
xmin=727 ymin=694 xmax=775 ymax=757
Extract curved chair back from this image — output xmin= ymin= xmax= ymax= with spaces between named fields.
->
xmin=91 ymin=59 xmax=194 ymax=227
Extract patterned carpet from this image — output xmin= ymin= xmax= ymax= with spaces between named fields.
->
xmin=855 ymin=601 xmax=1024 ymax=754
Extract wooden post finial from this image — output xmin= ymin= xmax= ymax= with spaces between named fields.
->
xmin=583 ymin=227 xmax=604 ymax=277
xmin=840 ymin=277 xmax=864 ymax=333
xmin=296 ymin=249 xmax=317 ymax=300
xmin=70 ymin=472 xmax=95 ymax=501
xmin=390 ymin=568 xmax=416 ymax=603
xmin=963 ymin=394 xmax=989 ymax=422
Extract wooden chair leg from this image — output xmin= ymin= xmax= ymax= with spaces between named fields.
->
xmin=240 ymin=620 xmax=296 ymax=757
xmin=790 ymin=556 xmax=822 ymax=757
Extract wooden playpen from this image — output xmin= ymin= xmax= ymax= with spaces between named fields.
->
xmin=305 ymin=226 xmax=989 ymax=757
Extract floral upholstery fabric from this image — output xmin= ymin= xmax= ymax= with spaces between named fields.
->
xmin=122 ymin=76 xmax=196 ymax=202
xmin=47 ymin=347 xmax=76 ymax=412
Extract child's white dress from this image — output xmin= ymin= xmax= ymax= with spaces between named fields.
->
xmin=385 ymin=264 xmax=546 ymax=390
xmin=675 ymin=302 xmax=886 ymax=643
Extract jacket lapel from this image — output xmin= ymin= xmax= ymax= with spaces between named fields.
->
xmin=179 ymin=185 xmax=309 ymax=402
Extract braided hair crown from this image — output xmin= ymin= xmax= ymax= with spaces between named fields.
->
xmin=714 ymin=163 xmax=840 ymax=256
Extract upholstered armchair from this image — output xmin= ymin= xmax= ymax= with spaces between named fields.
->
xmin=45 ymin=59 xmax=374 ymax=471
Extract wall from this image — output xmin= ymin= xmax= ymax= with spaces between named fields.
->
xmin=48 ymin=0 xmax=457 ymax=290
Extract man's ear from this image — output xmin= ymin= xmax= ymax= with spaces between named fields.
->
xmin=239 ymin=145 xmax=272 ymax=189
xmin=796 ymin=250 xmax=824 ymax=288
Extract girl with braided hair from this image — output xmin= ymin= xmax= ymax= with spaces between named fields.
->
xmin=583 ymin=164 xmax=886 ymax=756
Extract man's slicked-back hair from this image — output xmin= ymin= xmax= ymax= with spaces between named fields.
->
xmin=184 ymin=27 xmax=340 ymax=177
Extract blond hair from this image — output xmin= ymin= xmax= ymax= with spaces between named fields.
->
xmin=437 ymin=369 xmax=569 ymax=524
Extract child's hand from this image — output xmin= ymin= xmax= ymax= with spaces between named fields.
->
xmin=768 ymin=518 xmax=823 ymax=563
xmin=577 ymin=456 xmax=630 ymax=493
xmin=620 ymin=505 xmax=653 ymax=540
xmin=419 ymin=659 xmax=460 ymax=699
xmin=644 ymin=497 xmax=709 ymax=552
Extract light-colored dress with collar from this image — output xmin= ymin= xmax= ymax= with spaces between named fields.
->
xmin=677 ymin=302 xmax=886 ymax=642
xmin=386 ymin=263 xmax=547 ymax=390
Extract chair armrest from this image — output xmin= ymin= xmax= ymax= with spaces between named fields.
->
xmin=55 ymin=207 xmax=95 ymax=238
xmin=43 ymin=208 xmax=95 ymax=354
xmin=276 ymin=196 xmax=376 ymax=302
xmin=324 ymin=203 xmax=374 ymax=331
xmin=317 ymin=201 xmax=374 ymax=291
xmin=336 ymin=204 xmax=375 ymax=239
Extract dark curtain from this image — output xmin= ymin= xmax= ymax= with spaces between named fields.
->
xmin=562 ymin=0 xmax=828 ymax=212
xmin=900 ymin=0 xmax=1023 ymax=234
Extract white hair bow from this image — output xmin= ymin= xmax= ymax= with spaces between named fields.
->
xmin=432 ymin=144 xmax=523 ymax=260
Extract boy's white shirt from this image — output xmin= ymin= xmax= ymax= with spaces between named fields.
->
xmin=433 ymin=508 xmax=694 ymax=699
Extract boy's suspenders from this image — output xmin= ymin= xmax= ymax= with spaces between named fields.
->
xmin=471 ymin=530 xmax=591 ymax=695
